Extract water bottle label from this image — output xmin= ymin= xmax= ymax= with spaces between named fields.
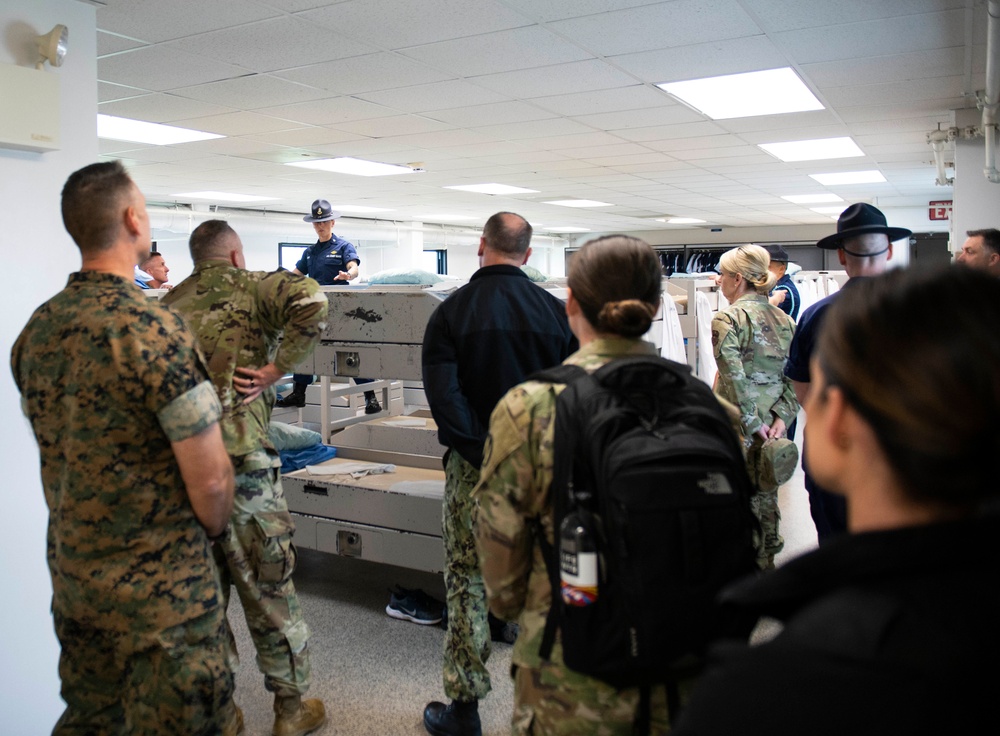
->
xmin=560 ymin=552 xmax=598 ymax=606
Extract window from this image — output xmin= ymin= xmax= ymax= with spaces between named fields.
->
xmin=278 ymin=243 xmax=309 ymax=270
xmin=423 ymin=249 xmax=447 ymax=274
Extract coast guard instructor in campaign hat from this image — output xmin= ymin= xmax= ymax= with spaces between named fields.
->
xmin=784 ymin=203 xmax=911 ymax=542
xmin=279 ymin=199 xmax=382 ymax=412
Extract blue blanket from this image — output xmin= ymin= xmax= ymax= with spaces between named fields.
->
xmin=280 ymin=444 xmax=337 ymax=473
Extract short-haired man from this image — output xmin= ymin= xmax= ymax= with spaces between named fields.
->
xmin=164 ymin=220 xmax=330 ymax=736
xmin=11 ymin=161 xmax=238 ymax=734
xmin=421 ymin=212 xmax=577 ymax=736
xmin=955 ymin=228 xmax=1000 ymax=276
xmin=765 ymin=244 xmax=800 ymax=321
xmin=140 ymin=251 xmax=172 ymax=288
xmin=784 ymin=203 xmax=911 ymax=541
xmin=278 ymin=199 xmax=382 ymax=413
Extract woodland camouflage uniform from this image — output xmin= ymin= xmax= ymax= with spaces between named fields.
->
xmin=12 ymin=271 xmax=236 ymax=735
xmin=474 ymin=337 xmax=676 ymax=736
xmin=711 ymin=292 xmax=799 ymax=568
xmin=164 ymin=262 xmax=328 ymax=697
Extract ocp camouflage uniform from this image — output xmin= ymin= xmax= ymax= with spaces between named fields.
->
xmin=711 ymin=292 xmax=798 ymax=569
xmin=473 ymin=337 xmax=677 ymax=735
xmin=164 ymin=262 xmax=328 ymax=697
xmin=11 ymin=271 xmax=235 ymax=735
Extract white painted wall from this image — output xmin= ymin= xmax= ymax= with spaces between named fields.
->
xmin=952 ymin=107 xmax=1000 ymax=251
xmin=0 ymin=1 xmax=98 ymax=733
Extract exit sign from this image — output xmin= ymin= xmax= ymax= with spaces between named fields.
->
xmin=929 ymin=200 xmax=952 ymax=220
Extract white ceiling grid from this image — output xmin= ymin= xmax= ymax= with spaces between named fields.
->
xmin=94 ymin=0 xmax=987 ymax=232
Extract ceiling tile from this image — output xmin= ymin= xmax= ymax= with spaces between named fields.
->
xmin=96 ymin=0 xmax=281 ymax=43
xmin=803 ymin=46 xmax=966 ymax=88
xmin=243 ymin=127 xmax=368 ymax=147
xmin=97 ymin=31 xmax=148 ymax=56
xmin=500 ymin=0 xmax=660 ymax=23
xmin=741 ymin=0 xmax=967 ymax=33
xmin=821 ymin=75 xmax=966 ymax=108
xmin=424 ymin=101 xmax=557 ymax=128
xmin=548 ymin=0 xmax=762 ymax=56
xmin=355 ymin=80 xmax=513 ymax=113
xmin=772 ymin=9 xmax=966 ymax=64
xmin=276 ymin=52 xmax=454 ymax=95
xmin=471 ymin=118 xmax=597 ymax=141
xmin=471 ymin=60 xmax=639 ymax=98
xmin=99 ymin=46 xmax=250 ymax=92
xmin=257 ymin=97 xmax=399 ymax=126
xmin=173 ymin=75 xmax=334 ymax=110
xmin=299 ymin=0 xmax=531 ymax=48
xmin=172 ymin=111 xmax=302 ymax=136
xmin=331 ymin=114 xmax=455 ymax=137
xmin=399 ymin=26 xmax=590 ymax=77
xmin=615 ymin=121 xmax=728 ymax=142
xmin=98 ymin=82 xmax=150 ymax=103
xmin=530 ymin=85 xmax=669 ymax=117
xmin=611 ymin=35 xmax=788 ymax=84
xmin=571 ymin=104 xmax=704 ymax=131
xmin=169 ymin=16 xmax=376 ymax=73
xmin=99 ymin=93 xmax=236 ymax=123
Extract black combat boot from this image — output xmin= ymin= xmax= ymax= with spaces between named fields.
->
xmin=423 ymin=699 xmax=481 ymax=736
xmin=276 ymin=384 xmax=306 ymax=408
xmin=364 ymin=390 xmax=382 ymax=414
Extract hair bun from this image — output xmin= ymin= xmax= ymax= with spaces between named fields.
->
xmin=596 ymin=299 xmax=656 ymax=337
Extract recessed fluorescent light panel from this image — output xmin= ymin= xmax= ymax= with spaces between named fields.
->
xmin=759 ymin=137 xmax=864 ymax=162
xmin=98 ymin=114 xmax=223 ymax=145
xmin=543 ymin=199 xmax=612 ymax=208
xmin=656 ymin=217 xmax=706 ymax=224
xmin=286 ymin=157 xmax=415 ymax=176
xmin=809 ymin=170 xmax=886 ymax=186
xmin=545 ymin=226 xmax=591 ymax=233
xmin=656 ymin=68 xmax=824 ymax=120
xmin=445 ymin=183 xmax=540 ymax=195
xmin=782 ymin=194 xmax=844 ymax=204
xmin=174 ymin=191 xmax=276 ymax=203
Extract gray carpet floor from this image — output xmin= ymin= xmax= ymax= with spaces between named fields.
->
xmin=230 ymin=414 xmax=817 ymax=735
xmin=228 ymin=551 xmax=514 ymax=736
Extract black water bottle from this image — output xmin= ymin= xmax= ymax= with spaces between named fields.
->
xmin=559 ymin=500 xmax=598 ymax=607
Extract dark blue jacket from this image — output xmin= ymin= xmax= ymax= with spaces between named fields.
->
xmin=421 ymin=265 xmax=577 ymax=468
xmin=296 ymin=234 xmax=360 ymax=285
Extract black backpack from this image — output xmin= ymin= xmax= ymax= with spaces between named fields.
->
xmin=533 ymin=356 xmax=758 ymax=727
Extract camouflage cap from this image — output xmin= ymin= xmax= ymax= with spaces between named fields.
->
xmin=758 ymin=437 xmax=799 ymax=488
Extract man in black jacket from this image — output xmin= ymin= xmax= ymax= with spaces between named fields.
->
xmin=421 ymin=212 xmax=576 ymax=736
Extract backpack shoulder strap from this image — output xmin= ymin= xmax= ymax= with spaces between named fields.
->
xmin=530 ymin=362 xmax=595 ymax=662
xmin=529 ymin=363 xmax=588 ymax=386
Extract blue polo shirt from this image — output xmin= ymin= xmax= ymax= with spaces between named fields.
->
xmin=772 ymin=273 xmax=800 ymax=321
xmin=295 ymin=234 xmax=360 ymax=286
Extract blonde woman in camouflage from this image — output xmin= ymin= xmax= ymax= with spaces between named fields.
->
xmin=712 ymin=244 xmax=798 ymax=569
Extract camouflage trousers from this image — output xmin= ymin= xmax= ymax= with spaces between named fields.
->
xmin=441 ymin=450 xmax=492 ymax=701
xmin=53 ymin=607 xmax=236 ymax=736
xmin=746 ymin=438 xmax=784 ymax=571
xmin=512 ymin=654 xmax=677 ymax=736
xmin=216 ymin=454 xmax=311 ymax=697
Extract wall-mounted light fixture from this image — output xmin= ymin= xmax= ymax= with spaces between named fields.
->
xmin=36 ymin=24 xmax=68 ymax=70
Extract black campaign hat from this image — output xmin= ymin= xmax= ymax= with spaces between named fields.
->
xmin=764 ymin=244 xmax=789 ymax=263
xmin=303 ymin=199 xmax=341 ymax=223
xmin=816 ymin=203 xmax=912 ymax=250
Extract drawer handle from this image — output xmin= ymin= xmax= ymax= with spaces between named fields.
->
xmin=303 ymin=483 xmax=328 ymax=496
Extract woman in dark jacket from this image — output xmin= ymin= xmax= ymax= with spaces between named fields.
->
xmin=672 ymin=265 xmax=1000 ymax=735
